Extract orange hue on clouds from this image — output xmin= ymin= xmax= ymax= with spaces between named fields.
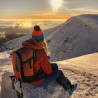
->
xmin=0 ymin=13 xmax=73 ymax=21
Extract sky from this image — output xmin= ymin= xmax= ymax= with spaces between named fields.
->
xmin=0 ymin=0 xmax=98 ymax=20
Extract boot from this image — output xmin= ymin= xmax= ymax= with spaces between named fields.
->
xmin=67 ymin=84 xmax=77 ymax=96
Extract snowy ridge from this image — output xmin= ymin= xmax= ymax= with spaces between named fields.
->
xmin=45 ymin=14 xmax=98 ymax=61
xmin=0 ymin=35 xmax=31 ymax=52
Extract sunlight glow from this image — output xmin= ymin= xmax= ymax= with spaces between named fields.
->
xmin=51 ymin=0 xmax=63 ymax=10
xmin=19 ymin=22 xmax=33 ymax=28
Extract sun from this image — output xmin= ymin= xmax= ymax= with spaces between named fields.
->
xmin=51 ymin=0 xmax=63 ymax=10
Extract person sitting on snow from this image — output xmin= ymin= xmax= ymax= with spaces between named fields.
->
xmin=22 ymin=25 xmax=77 ymax=96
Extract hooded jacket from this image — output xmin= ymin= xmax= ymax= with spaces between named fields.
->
xmin=22 ymin=38 xmax=52 ymax=85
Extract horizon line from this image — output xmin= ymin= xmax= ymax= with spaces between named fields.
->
xmin=0 ymin=19 xmax=68 ymax=21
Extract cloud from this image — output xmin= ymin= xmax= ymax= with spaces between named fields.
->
xmin=72 ymin=8 xmax=98 ymax=14
xmin=28 ymin=12 xmax=73 ymax=19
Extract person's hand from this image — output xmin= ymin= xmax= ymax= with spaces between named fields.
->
xmin=47 ymin=56 xmax=50 ymax=59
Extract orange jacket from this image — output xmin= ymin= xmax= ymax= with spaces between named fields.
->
xmin=22 ymin=38 xmax=52 ymax=85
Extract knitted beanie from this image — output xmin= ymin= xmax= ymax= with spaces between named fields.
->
xmin=32 ymin=25 xmax=44 ymax=42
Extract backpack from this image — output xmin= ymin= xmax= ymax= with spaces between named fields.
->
xmin=12 ymin=47 xmax=45 ymax=83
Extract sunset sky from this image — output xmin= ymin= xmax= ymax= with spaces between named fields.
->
xmin=0 ymin=0 xmax=98 ymax=20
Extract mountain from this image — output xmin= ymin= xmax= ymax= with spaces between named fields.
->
xmin=0 ymin=14 xmax=98 ymax=98
xmin=44 ymin=14 xmax=98 ymax=61
xmin=1 ymin=14 xmax=98 ymax=62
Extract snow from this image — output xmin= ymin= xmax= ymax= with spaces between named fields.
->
xmin=0 ymin=35 xmax=31 ymax=52
xmin=0 ymin=14 xmax=98 ymax=98
xmin=0 ymin=51 xmax=98 ymax=98
xmin=0 ymin=51 xmax=12 ymax=66
xmin=0 ymin=71 xmax=68 ymax=98
xmin=44 ymin=14 xmax=98 ymax=61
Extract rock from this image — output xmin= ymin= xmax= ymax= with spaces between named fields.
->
xmin=1 ymin=72 xmax=70 ymax=98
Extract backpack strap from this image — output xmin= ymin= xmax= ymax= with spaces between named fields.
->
xmin=14 ymin=51 xmax=24 ymax=80
xmin=20 ymin=48 xmax=32 ymax=69
xmin=31 ymin=50 xmax=36 ymax=70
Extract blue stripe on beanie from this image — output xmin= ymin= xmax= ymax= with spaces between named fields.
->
xmin=32 ymin=33 xmax=44 ymax=40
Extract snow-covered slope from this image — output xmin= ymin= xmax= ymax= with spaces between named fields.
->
xmin=0 ymin=51 xmax=98 ymax=98
xmin=0 ymin=35 xmax=31 ymax=52
xmin=44 ymin=14 xmax=98 ymax=61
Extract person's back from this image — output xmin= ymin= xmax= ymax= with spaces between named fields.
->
xmin=22 ymin=38 xmax=52 ymax=85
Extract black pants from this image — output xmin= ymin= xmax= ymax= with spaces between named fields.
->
xmin=37 ymin=63 xmax=71 ymax=90
xmin=51 ymin=63 xmax=72 ymax=90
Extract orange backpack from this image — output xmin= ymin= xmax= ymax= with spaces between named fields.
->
xmin=12 ymin=47 xmax=37 ymax=83
xmin=12 ymin=46 xmax=46 ymax=84
xmin=10 ymin=47 xmax=46 ymax=97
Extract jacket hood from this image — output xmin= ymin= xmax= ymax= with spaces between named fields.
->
xmin=22 ymin=38 xmax=43 ymax=50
